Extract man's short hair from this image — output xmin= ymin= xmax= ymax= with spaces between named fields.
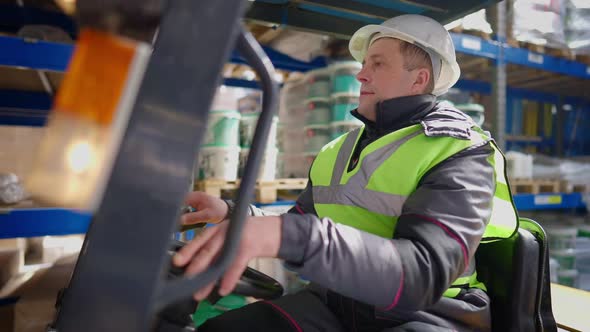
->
xmin=398 ymin=40 xmax=435 ymax=94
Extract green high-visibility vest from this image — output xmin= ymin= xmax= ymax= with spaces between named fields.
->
xmin=310 ymin=124 xmax=519 ymax=298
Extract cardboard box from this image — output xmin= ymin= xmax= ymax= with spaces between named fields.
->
xmin=14 ymin=255 xmax=76 ymax=332
xmin=0 ymin=250 xmax=21 ymax=289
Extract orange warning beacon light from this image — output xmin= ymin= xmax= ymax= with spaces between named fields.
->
xmin=26 ymin=29 xmax=151 ymax=211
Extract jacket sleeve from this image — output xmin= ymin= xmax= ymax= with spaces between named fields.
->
xmin=278 ymin=143 xmax=495 ymax=309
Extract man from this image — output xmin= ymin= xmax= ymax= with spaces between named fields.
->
xmin=174 ymin=14 xmax=519 ymax=331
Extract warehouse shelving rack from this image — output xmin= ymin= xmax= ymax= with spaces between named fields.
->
xmin=0 ymin=1 xmax=588 ymax=240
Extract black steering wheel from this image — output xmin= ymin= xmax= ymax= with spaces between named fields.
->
xmin=168 ymin=239 xmax=284 ymax=301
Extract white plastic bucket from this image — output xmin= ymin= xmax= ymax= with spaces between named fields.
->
xmin=195 ymin=146 xmax=240 ymax=181
xmin=331 ymin=121 xmax=362 ymax=140
xmin=546 ymin=226 xmax=578 ymax=250
xmin=304 ymin=125 xmax=331 ymax=153
xmin=305 ymin=99 xmax=332 ymax=125
xmin=211 ymin=86 xmax=241 ymax=110
xmin=202 ymin=110 xmax=241 ymax=147
xmin=239 ymin=113 xmax=278 ymax=148
xmin=239 ymin=147 xmax=278 ymax=181
xmin=505 ymin=151 xmax=533 ymax=179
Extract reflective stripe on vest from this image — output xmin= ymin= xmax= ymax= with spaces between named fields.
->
xmin=310 ymin=123 xmax=519 ymax=297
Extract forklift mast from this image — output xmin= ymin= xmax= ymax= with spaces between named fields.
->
xmin=37 ymin=1 xmax=279 ymax=331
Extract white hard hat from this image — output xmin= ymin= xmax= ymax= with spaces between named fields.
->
xmin=349 ymin=14 xmax=461 ymax=96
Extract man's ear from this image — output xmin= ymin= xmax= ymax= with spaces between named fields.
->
xmin=411 ymin=68 xmax=430 ymax=94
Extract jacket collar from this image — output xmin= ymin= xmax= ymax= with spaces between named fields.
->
xmin=352 ymin=94 xmax=437 ymax=137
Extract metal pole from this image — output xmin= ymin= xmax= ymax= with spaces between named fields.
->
xmin=492 ymin=0 xmax=507 ymax=150
xmin=54 ymin=0 xmax=247 ymax=331
xmin=556 ymin=98 xmax=564 ymax=157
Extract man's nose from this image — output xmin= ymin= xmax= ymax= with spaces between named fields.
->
xmin=356 ymin=66 xmax=369 ymax=83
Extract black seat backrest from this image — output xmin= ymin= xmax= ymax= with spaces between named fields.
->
xmin=475 ymin=218 xmax=557 ymax=332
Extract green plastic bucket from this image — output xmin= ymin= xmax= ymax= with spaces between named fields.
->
xmin=332 ymin=75 xmax=360 ymax=96
xmin=332 ymin=96 xmax=359 ymax=122
xmin=330 ymin=62 xmax=361 ymax=97
xmin=456 ymin=103 xmax=485 ymax=126
xmin=203 ymin=110 xmax=241 ymax=147
xmin=557 ymin=269 xmax=579 ymax=288
xmin=578 ymin=225 xmax=590 ymax=238
xmin=552 ymin=249 xmax=577 ymax=270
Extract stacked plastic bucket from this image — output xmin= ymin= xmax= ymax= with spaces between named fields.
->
xmin=239 ymin=110 xmax=279 ymax=181
xmin=303 ymin=62 xmax=363 ymax=159
xmin=330 ymin=61 xmax=363 ymax=136
xmin=543 ymin=217 xmax=590 ymax=289
xmin=196 ymin=87 xmax=242 ymax=181
xmin=196 ymin=88 xmax=280 ymax=182
xmin=456 ymin=103 xmax=485 ymax=126
xmin=276 ymin=79 xmax=310 ymax=179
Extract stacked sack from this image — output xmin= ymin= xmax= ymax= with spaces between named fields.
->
xmin=565 ymin=0 xmax=590 ymax=54
xmin=512 ymin=0 xmax=568 ymax=48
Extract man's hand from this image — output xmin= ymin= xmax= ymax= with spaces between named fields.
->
xmin=182 ymin=191 xmax=229 ymax=225
xmin=173 ymin=216 xmax=282 ymax=301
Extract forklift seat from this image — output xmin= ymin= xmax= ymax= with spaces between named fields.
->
xmin=475 ymin=218 xmax=557 ymax=332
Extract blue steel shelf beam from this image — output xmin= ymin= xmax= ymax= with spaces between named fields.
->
xmin=3 ymin=33 xmax=588 ymax=91
xmin=512 ymin=193 xmax=586 ymax=211
xmin=1 ymin=34 xmax=589 ymax=127
xmin=0 ymin=208 xmax=91 ymax=238
xmin=451 ymin=33 xmax=590 ymax=81
xmin=453 ymin=79 xmax=590 ymax=106
xmin=0 ymin=35 xmax=72 ymax=72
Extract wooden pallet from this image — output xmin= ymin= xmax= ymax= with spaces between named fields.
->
xmin=507 ymin=38 xmax=576 ymax=61
xmin=450 ymin=30 xmax=582 ymax=62
xmin=559 ymin=181 xmax=588 ymax=194
xmin=196 ymin=178 xmax=308 ymax=203
xmin=509 ymin=178 xmax=561 ymax=194
xmin=450 ymin=27 xmax=491 ymax=40
xmin=575 ymin=54 xmax=590 ymax=66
